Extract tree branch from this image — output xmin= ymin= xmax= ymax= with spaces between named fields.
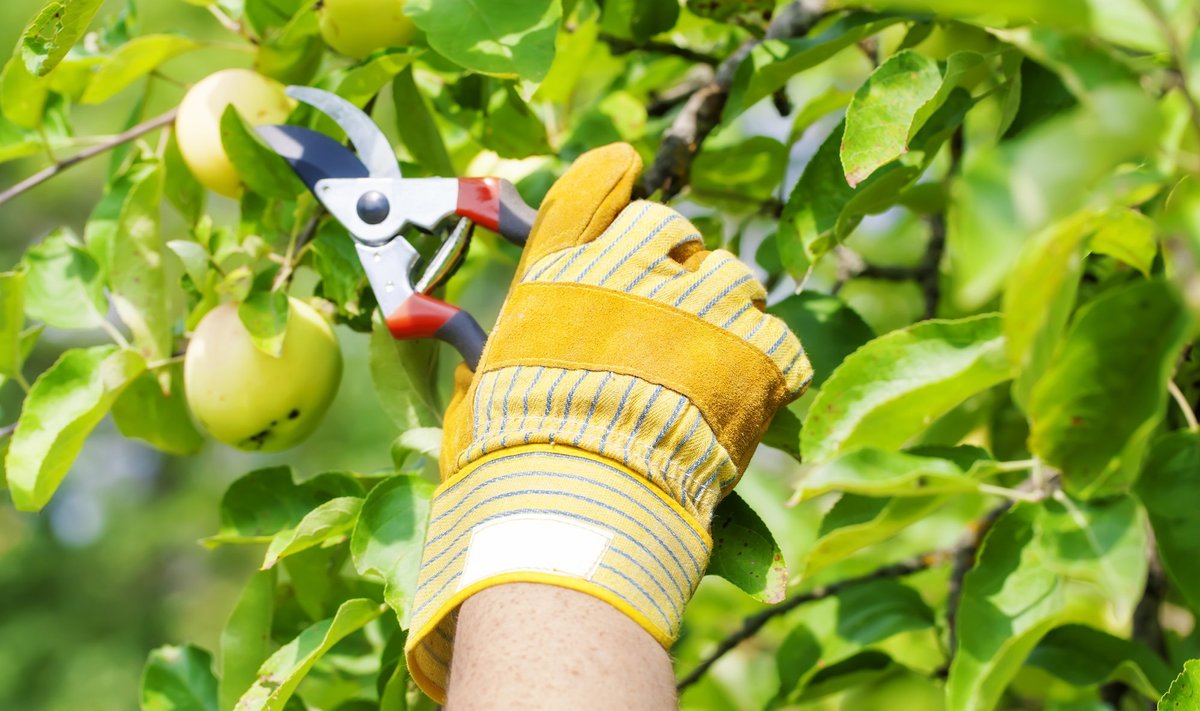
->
xmin=0 ymin=108 xmax=178 ymax=208
xmin=637 ymin=0 xmax=830 ymax=200
xmin=676 ymin=548 xmax=952 ymax=691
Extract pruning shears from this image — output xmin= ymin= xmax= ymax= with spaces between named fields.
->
xmin=257 ymin=86 xmax=536 ymax=369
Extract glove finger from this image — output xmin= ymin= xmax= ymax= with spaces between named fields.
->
xmin=515 ymin=143 xmax=641 ymax=281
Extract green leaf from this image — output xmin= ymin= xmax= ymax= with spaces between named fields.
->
xmin=946 ymin=87 xmax=1160 ymax=310
xmin=234 ymin=598 xmax=382 ymax=711
xmin=105 ymin=157 xmax=173 ymax=363
xmin=691 ymin=135 xmax=787 ymax=207
xmin=206 ymin=467 xmax=364 ymax=546
xmin=840 ymin=50 xmax=942 ymax=187
xmin=1029 ymin=280 xmax=1191 ymax=499
xmin=21 ymin=229 xmax=108 ymax=330
xmin=219 ymin=569 xmax=277 ymax=711
xmin=707 ymin=492 xmax=788 ymax=603
xmin=796 ymin=447 xmax=992 ymax=501
xmin=238 ymin=289 xmax=290 ymax=358
xmin=0 ymin=270 xmax=25 ymax=378
xmin=1091 ymin=208 xmax=1156 ymax=276
xmin=378 ymin=628 xmax=410 ymax=711
xmin=405 ymin=0 xmax=561 ymax=80
xmin=947 ymin=496 xmax=1148 ymax=711
xmin=772 ymin=578 xmax=936 ymax=703
xmin=320 ymin=48 xmax=422 ymax=109
xmin=768 ymin=292 xmax=875 ymax=390
xmin=309 ymin=221 xmax=369 ymax=320
xmin=801 ymin=315 xmax=1012 ymax=463
xmin=81 ymin=34 xmax=200 ymax=104
xmin=477 ymin=83 xmax=552 ymax=159
xmin=254 ymin=3 xmax=323 ymax=86
xmin=112 ymin=363 xmax=204 ymax=455
xmin=391 ymin=68 xmax=454 ymax=177
xmin=762 ymin=405 xmax=802 ymax=463
xmin=781 ymin=88 xmax=971 ymax=262
xmin=1161 ymin=660 xmax=1200 ymax=710
xmin=219 ymin=105 xmax=305 ymax=200
xmin=350 ymin=475 xmax=434 ymax=625
xmin=726 ymin=13 xmax=907 ymax=119
xmin=1136 ymin=432 xmax=1200 ymax=613
xmin=1003 ymin=211 xmax=1093 ymax=409
xmin=140 ymin=644 xmax=219 ymax=711
xmin=1027 ymin=625 xmax=1174 ymax=700
xmin=6 ymin=346 xmax=145 ymax=511
xmin=164 ymin=135 xmax=207 ymax=226
xmin=804 ymin=494 xmax=949 ymax=574
xmin=368 ymin=319 xmax=441 ymax=431
xmin=20 ymin=0 xmax=106 ymax=77
xmin=263 ymin=496 xmax=363 ymax=569
xmin=600 ymin=0 xmax=679 ymax=43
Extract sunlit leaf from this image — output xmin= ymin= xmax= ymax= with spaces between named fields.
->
xmin=238 ymin=289 xmax=290 ymax=358
xmin=726 ymin=13 xmax=906 ymax=119
xmin=1027 ymin=625 xmax=1174 ymax=701
xmin=206 ymin=467 xmax=364 ymax=546
xmin=1136 ymin=432 xmax=1200 ymax=613
xmin=795 ymin=447 xmax=992 ymax=501
xmin=801 ymin=315 xmax=1011 ymax=463
xmin=350 ymin=475 xmax=434 ymax=625
xmin=140 ymin=644 xmax=219 ymax=711
xmin=262 ymin=496 xmax=363 ymax=569
xmin=81 ymin=34 xmax=200 ymax=104
xmin=1161 ymin=660 xmax=1200 ymax=710
xmin=405 ymin=0 xmax=561 ymax=80
xmin=6 ymin=346 xmax=145 ymax=511
xmin=0 ymin=270 xmax=25 ymax=379
xmin=20 ymin=0 xmax=106 ymax=77
xmin=947 ymin=496 xmax=1148 ymax=711
xmin=21 ymin=229 xmax=108 ymax=330
xmin=1029 ymin=280 xmax=1191 ymax=499
xmin=708 ymin=492 xmax=788 ymax=603
xmin=112 ymin=363 xmax=204 ymax=455
xmin=234 ymin=598 xmax=382 ymax=711
xmin=840 ymin=50 xmax=942 ymax=187
xmin=368 ymin=319 xmax=441 ymax=431
xmin=219 ymin=569 xmax=277 ymax=711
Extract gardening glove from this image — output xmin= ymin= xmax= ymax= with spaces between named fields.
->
xmin=405 ymin=143 xmax=813 ymax=701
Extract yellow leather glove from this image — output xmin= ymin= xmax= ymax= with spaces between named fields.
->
xmin=405 ymin=144 xmax=812 ymax=701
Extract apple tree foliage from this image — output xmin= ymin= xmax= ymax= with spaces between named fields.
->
xmin=3 ymin=0 xmax=1200 ymax=709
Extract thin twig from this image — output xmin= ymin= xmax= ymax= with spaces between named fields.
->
xmin=1169 ymin=379 xmax=1199 ymax=431
xmin=208 ymin=5 xmax=259 ymax=45
xmin=0 ymin=109 xmax=178 ymax=208
xmin=598 ymin=33 xmax=721 ymax=66
xmin=637 ymin=0 xmax=830 ymax=200
xmin=676 ymin=550 xmax=950 ymax=691
xmin=0 ymin=423 xmax=15 ymax=440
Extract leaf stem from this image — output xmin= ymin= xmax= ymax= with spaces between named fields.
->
xmin=14 ymin=372 xmax=31 ymax=394
xmin=100 ymin=319 xmax=131 ymax=350
xmin=1168 ymin=379 xmax=1199 ymax=431
xmin=991 ymin=458 xmax=1037 ymax=473
xmin=0 ymin=108 xmax=178 ymax=208
xmin=976 ymin=482 xmax=1042 ymax=503
xmin=207 ymin=6 xmax=259 ymax=45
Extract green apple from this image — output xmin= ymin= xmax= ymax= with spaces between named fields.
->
xmin=184 ymin=298 xmax=343 ymax=451
xmin=175 ymin=68 xmax=292 ymax=198
xmin=318 ymin=0 xmax=416 ymax=59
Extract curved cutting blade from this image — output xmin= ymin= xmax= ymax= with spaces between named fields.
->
xmin=286 ymin=86 xmax=401 ymax=180
xmin=256 ymin=124 xmax=369 ymax=191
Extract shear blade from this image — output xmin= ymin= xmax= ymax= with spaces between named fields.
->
xmin=256 ymin=124 xmax=369 ymax=191
xmin=286 ymin=86 xmax=402 ymax=180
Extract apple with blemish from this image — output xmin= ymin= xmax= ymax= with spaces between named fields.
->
xmin=184 ymin=298 xmax=343 ymax=451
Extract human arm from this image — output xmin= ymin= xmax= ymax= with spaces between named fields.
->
xmin=403 ymin=143 xmax=812 ymax=705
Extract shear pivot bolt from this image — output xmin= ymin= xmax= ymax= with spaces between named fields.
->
xmin=357 ymin=191 xmax=390 ymax=224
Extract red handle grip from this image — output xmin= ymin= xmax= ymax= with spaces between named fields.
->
xmin=456 ymin=177 xmax=536 ymax=245
xmin=384 ymin=292 xmax=461 ymax=340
